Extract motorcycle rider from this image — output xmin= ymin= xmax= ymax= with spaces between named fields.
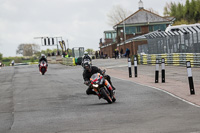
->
xmin=82 ymin=52 xmax=92 ymax=67
xmin=11 ymin=60 xmax=15 ymax=66
xmin=38 ymin=54 xmax=48 ymax=67
xmin=82 ymin=62 xmax=116 ymax=99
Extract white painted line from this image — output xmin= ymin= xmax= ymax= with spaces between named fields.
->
xmin=114 ymin=77 xmax=200 ymax=108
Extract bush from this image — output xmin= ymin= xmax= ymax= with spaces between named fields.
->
xmin=2 ymin=57 xmax=12 ymax=62
xmin=14 ymin=57 xmax=22 ymax=63
xmin=30 ymin=57 xmax=35 ymax=62
xmin=0 ymin=53 xmax=2 ymax=60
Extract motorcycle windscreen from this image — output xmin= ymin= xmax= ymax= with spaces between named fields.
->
xmin=90 ymin=73 xmax=100 ymax=81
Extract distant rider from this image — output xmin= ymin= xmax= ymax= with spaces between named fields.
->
xmin=82 ymin=52 xmax=92 ymax=67
xmin=38 ymin=54 xmax=48 ymax=67
xmin=11 ymin=60 xmax=15 ymax=66
xmin=82 ymin=62 xmax=116 ymax=98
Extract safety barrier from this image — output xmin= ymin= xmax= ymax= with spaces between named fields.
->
xmin=47 ymin=56 xmax=63 ymax=64
xmin=137 ymin=53 xmax=200 ymax=67
xmin=62 ymin=57 xmax=76 ymax=66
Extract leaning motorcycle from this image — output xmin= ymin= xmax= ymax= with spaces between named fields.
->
xmin=39 ymin=61 xmax=47 ymax=75
xmin=89 ymin=73 xmax=116 ymax=104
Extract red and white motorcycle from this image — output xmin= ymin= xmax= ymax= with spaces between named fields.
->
xmin=39 ymin=61 xmax=47 ymax=75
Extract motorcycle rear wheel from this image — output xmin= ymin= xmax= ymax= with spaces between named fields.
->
xmin=100 ymin=88 xmax=112 ymax=104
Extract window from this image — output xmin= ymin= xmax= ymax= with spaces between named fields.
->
xmin=125 ymin=27 xmax=136 ymax=34
xmin=153 ymin=24 xmax=167 ymax=31
xmin=149 ymin=25 xmax=154 ymax=32
xmin=136 ymin=26 xmax=141 ymax=33
xmin=105 ymin=33 xmax=112 ymax=39
xmin=112 ymin=33 xmax=116 ymax=38
xmin=112 ymin=33 xmax=116 ymax=42
xmin=160 ymin=24 xmax=166 ymax=31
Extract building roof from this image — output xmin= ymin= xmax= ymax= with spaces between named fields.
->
xmin=104 ymin=30 xmax=116 ymax=33
xmin=118 ymin=34 xmax=147 ymax=46
xmin=163 ymin=16 xmax=176 ymax=21
xmin=115 ymin=8 xmax=175 ymax=27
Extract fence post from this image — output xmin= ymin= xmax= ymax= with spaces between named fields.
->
xmin=155 ymin=59 xmax=159 ymax=83
xmin=128 ymin=58 xmax=132 ymax=78
xmin=161 ymin=58 xmax=165 ymax=83
xmin=186 ymin=61 xmax=195 ymax=95
xmin=134 ymin=56 xmax=137 ymax=77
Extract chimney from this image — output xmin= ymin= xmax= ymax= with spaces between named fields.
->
xmin=139 ymin=0 xmax=144 ymax=9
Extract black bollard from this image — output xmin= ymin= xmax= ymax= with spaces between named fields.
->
xmin=161 ymin=58 xmax=165 ymax=83
xmin=134 ymin=56 xmax=137 ymax=77
xmin=186 ymin=61 xmax=195 ymax=95
xmin=155 ymin=59 xmax=159 ymax=83
xmin=128 ymin=58 xmax=132 ymax=78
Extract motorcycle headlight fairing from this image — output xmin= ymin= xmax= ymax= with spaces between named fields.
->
xmin=93 ymin=84 xmax=99 ymax=88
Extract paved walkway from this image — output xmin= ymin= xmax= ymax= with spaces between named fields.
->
xmin=99 ymin=58 xmax=200 ymax=107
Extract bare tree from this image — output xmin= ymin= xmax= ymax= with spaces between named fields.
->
xmin=107 ymin=5 xmax=132 ymax=26
xmin=146 ymin=8 xmax=159 ymax=15
xmin=163 ymin=2 xmax=171 ymax=16
xmin=31 ymin=44 xmax=40 ymax=55
xmin=16 ymin=44 xmax=40 ymax=56
xmin=16 ymin=44 xmax=25 ymax=55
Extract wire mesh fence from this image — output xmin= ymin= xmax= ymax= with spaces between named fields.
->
xmin=138 ymin=25 xmax=200 ymax=54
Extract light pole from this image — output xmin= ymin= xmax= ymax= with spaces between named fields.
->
xmin=120 ymin=22 xmax=126 ymax=57
xmin=123 ymin=19 xmax=126 ymax=47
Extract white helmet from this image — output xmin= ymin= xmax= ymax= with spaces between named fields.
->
xmin=41 ymin=54 xmax=45 ymax=58
xmin=84 ymin=52 xmax=88 ymax=55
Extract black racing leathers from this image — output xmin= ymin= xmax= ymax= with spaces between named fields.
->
xmin=39 ymin=57 xmax=48 ymax=64
xmin=83 ymin=66 xmax=103 ymax=82
xmin=38 ymin=57 xmax=48 ymax=68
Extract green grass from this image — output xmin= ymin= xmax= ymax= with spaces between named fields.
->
xmin=2 ymin=61 xmax=11 ymax=66
xmin=1 ymin=58 xmax=39 ymax=66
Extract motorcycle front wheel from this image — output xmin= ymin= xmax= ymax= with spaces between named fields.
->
xmin=100 ymin=88 xmax=112 ymax=104
xmin=41 ymin=68 xmax=46 ymax=75
xmin=112 ymin=95 xmax=116 ymax=102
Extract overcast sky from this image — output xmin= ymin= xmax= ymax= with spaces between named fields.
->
xmin=0 ymin=0 xmax=184 ymax=57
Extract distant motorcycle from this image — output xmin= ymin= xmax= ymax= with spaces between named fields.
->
xmin=89 ymin=72 xmax=116 ymax=104
xmin=39 ymin=61 xmax=47 ymax=75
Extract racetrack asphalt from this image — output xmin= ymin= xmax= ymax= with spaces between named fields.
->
xmin=0 ymin=59 xmax=200 ymax=133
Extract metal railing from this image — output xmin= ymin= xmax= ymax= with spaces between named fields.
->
xmin=138 ymin=25 xmax=200 ymax=54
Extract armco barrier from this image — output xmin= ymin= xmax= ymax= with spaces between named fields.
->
xmin=137 ymin=53 xmax=200 ymax=67
xmin=62 ymin=58 xmax=76 ymax=66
